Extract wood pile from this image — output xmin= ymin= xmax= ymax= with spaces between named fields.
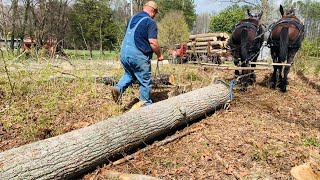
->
xmin=187 ymin=33 xmax=230 ymax=56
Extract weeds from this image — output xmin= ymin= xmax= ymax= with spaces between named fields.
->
xmin=303 ymin=137 xmax=320 ymax=147
xmin=1 ymin=49 xmax=15 ymax=96
xmin=186 ymin=71 xmax=202 ymax=81
xmin=159 ymin=159 xmax=175 ymax=168
xmin=0 ymin=61 xmax=214 ymax=146
xmin=295 ymin=38 xmax=320 ymax=74
xmin=314 ymin=64 xmax=320 ymax=76
xmin=251 ymin=145 xmax=282 ymax=162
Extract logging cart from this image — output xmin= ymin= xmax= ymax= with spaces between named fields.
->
xmin=187 ymin=33 xmax=231 ymax=64
xmin=167 ymin=33 xmax=232 ymax=64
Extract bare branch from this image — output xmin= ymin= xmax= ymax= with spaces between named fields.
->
xmin=215 ymin=0 xmax=261 ymax=8
xmin=0 ymin=49 xmax=15 ymax=96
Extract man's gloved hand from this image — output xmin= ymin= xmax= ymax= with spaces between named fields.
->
xmin=157 ymin=55 xmax=164 ymax=61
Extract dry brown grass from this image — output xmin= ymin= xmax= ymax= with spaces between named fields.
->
xmin=84 ymin=68 xmax=320 ymax=180
xmin=1 ymin=59 xmax=319 ymax=179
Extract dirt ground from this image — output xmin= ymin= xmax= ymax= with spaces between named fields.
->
xmin=83 ymin=68 xmax=320 ymax=179
xmin=1 ymin=62 xmax=319 ymax=179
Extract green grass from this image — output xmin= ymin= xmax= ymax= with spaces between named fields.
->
xmin=1 ymin=49 xmax=119 ymax=61
xmin=64 ymin=49 xmax=118 ymax=60
xmin=251 ymin=145 xmax=283 ymax=162
xmin=294 ymin=39 xmax=320 ymax=75
xmin=303 ymin=137 xmax=320 ymax=147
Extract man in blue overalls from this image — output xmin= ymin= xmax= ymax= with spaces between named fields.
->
xmin=112 ymin=1 xmax=163 ymax=106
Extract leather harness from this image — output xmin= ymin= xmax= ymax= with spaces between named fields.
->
xmin=268 ymin=18 xmax=304 ymax=48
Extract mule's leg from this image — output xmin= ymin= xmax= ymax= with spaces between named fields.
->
xmin=234 ymin=56 xmax=240 ymax=75
xmin=281 ymin=48 xmax=298 ymax=92
xmin=278 ymin=65 xmax=283 ymax=88
xmin=270 ymin=48 xmax=278 ymax=89
xmin=240 ymin=28 xmax=249 ymax=88
xmin=248 ymin=55 xmax=258 ymax=85
xmin=240 ymin=68 xmax=249 ymax=91
xmin=279 ymin=27 xmax=289 ymax=92
xmin=271 ymin=66 xmax=279 ymax=89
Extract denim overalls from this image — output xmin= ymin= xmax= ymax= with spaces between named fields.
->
xmin=115 ymin=16 xmax=153 ymax=105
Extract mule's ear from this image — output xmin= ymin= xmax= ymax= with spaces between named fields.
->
xmin=247 ymin=9 xmax=251 ymax=16
xmin=280 ymin=5 xmax=284 ymax=16
xmin=259 ymin=11 xmax=263 ymax=19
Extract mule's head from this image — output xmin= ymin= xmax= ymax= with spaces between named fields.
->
xmin=280 ymin=5 xmax=296 ymax=18
xmin=247 ymin=9 xmax=263 ymax=21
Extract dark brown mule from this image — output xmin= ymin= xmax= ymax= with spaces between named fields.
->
xmin=228 ymin=9 xmax=264 ymax=89
xmin=267 ymin=5 xmax=304 ymax=92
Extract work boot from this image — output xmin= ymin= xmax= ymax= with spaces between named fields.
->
xmin=111 ymin=87 xmax=121 ymax=103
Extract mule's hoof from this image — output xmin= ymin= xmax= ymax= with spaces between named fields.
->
xmin=270 ymin=82 xmax=276 ymax=89
xmin=240 ymin=87 xmax=247 ymax=91
xmin=240 ymin=82 xmax=248 ymax=91
xmin=247 ymin=78 xmax=255 ymax=85
xmin=280 ymin=86 xmax=287 ymax=92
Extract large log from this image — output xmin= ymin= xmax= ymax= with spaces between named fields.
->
xmin=0 ymin=84 xmax=230 ymax=179
xmin=291 ymin=150 xmax=320 ymax=180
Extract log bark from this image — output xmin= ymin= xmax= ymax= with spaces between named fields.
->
xmin=0 ymin=84 xmax=230 ymax=179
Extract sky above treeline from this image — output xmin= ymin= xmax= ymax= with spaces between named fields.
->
xmin=195 ymin=0 xmax=320 ymax=14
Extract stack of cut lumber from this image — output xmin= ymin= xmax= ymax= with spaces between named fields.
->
xmin=187 ymin=33 xmax=229 ymax=55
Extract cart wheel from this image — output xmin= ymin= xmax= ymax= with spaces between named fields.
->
xmin=168 ymin=55 xmax=174 ymax=64
xmin=200 ymin=55 xmax=208 ymax=63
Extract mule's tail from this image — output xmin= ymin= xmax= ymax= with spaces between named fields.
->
xmin=240 ymin=29 xmax=248 ymax=61
xmin=279 ymin=27 xmax=289 ymax=62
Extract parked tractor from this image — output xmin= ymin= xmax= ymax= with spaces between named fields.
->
xmin=167 ymin=43 xmax=188 ymax=64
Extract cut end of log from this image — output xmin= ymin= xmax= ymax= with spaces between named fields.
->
xmin=290 ymin=163 xmax=320 ymax=180
xmin=169 ymin=74 xmax=176 ymax=86
xmin=128 ymin=101 xmax=146 ymax=112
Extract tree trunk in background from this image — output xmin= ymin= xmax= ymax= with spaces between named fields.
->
xmin=18 ymin=0 xmax=31 ymax=55
xmin=261 ymin=0 xmax=270 ymax=26
xmin=10 ymin=0 xmax=18 ymax=52
xmin=0 ymin=83 xmax=230 ymax=179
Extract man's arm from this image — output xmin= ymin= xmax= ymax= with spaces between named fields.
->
xmin=149 ymin=38 xmax=163 ymax=61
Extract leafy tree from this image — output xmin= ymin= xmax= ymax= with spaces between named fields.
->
xmin=69 ymin=0 xmax=117 ymax=58
xmin=214 ymin=0 xmax=270 ymax=25
xmin=156 ymin=0 xmax=196 ymax=30
xmin=109 ymin=0 xmax=131 ymax=50
xmin=158 ymin=10 xmax=189 ymax=49
xmin=295 ymin=0 xmax=320 ymax=38
xmin=209 ymin=4 xmax=248 ymax=34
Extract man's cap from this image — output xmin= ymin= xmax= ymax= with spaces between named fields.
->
xmin=145 ymin=1 xmax=158 ymax=12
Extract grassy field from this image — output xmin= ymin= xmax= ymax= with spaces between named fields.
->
xmin=64 ymin=49 xmax=118 ymax=60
